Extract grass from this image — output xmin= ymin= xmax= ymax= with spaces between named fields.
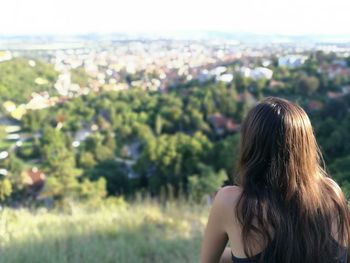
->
xmin=0 ymin=199 xmax=210 ymax=263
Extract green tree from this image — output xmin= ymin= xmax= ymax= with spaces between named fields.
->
xmin=40 ymin=126 xmax=82 ymax=201
xmin=0 ymin=58 xmax=58 ymax=104
xmin=22 ymin=110 xmax=49 ymax=132
xmin=87 ymin=160 xmax=129 ymax=195
xmin=329 ymin=155 xmax=350 ymax=186
xmin=0 ymin=155 xmax=26 ymax=203
xmin=211 ymin=134 xmax=240 ymax=179
xmin=78 ymin=152 xmax=97 ymax=169
xmin=0 ymin=178 xmax=12 ymax=201
xmin=235 ymin=91 xmax=251 ymax=122
xmin=77 ymin=177 xmax=107 ymax=202
xmin=137 ymin=132 xmax=213 ymax=195
xmin=188 ymin=164 xmax=227 ymax=202
xmin=84 ymin=133 xmax=115 ymax=162
xmin=295 ymin=75 xmax=320 ymax=96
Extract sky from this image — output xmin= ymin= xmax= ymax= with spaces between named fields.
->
xmin=1 ymin=0 xmax=350 ymax=36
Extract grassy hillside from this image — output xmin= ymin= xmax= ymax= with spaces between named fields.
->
xmin=0 ymin=200 xmax=209 ymax=263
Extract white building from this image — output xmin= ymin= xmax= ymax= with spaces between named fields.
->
xmin=210 ymin=66 xmax=227 ymax=76
xmin=216 ymin=73 xmax=234 ymax=83
xmin=239 ymin=67 xmax=273 ymax=80
xmin=26 ymin=92 xmax=51 ymax=110
xmin=251 ymin=67 xmax=273 ymax=80
xmin=0 ymin=51 xmax=12 ymax=62
xmin=278 ymin=55 xmax=307 ymax=68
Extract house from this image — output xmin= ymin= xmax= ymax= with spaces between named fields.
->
xmin=0 ymin=51 xmax=12 ymax=62
xmin=278 ymin=55 xmax=307 ymax=68
xmin=22 ymin=167 xmax=46 ymax=197
xmin=327 ymin=91 xmax=344 ymax=99
xmin=216 ymin=73 xmax=234 ymax=83
xmin=319 ymin=64 xmax=350 ymax=79
xmin=268 ymin=80 xmax=285 ymax=90
xmin=0 ymin=151 xmax=8 ymax=160
xmin=239 ymin=67 xmax=273 ymax=80
xmin=26 ymin=92 xmax=51 ymax=110
xmin=3 ymin=101 xmax=27 ymax=120
xmin=0 ymin=169 xmax=8 ymax=176
xmin=208 ymin=113 xmax=240 ymax=135
xmin=251 ymin=67 xmax=273 ymax=80
xmin=210 ymin=66 xmax=227 ymax=76
xmin=308 ymin=100 xmax=324 ymax=111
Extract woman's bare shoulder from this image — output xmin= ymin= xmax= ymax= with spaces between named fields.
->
xmin=214 ymin=185 xmax=243 ymax=208
xmin=210 ymin=185 xmax=243 ymax=234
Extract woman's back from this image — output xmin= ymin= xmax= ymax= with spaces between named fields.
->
xmin=209 ymin=185 xmax=348 ymax=263
xmin=230 ymin=238 xmax=348 ymax=263
xmin=200 ymin=98 xmax=350 ymax=263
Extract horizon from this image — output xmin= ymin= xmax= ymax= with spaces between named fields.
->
xmin=3 ymin=30 xmax=350 ymax=38
xmin=2 ymin=31 xmax=350 ymax=45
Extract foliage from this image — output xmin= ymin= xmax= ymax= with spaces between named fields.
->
xmin=21 ymin=110 xmax=49 ymax=132
xmin=0 ymin=178 xmax=12 ymax=201
xmin=295 ymin=74 xmax=320 ymax=96
xmin=78 ymin=152 xmax=97 ymax=169
xmin=0 ymin=58 xmax=58 ymax=104
xmin=210 ymin=133 xmax=241 ymax=179
xmin=86 ymin=160 xmax=129 ymax=195
xmin=3 ymin=53 xmax=350 ymax=207
xmin=188 ymin=164 xmax=227 ymax=202
xmin=38 ymin=126 xmax=106 ymax=204
xmin=136 ymin=131 xmax=213 ymax=195
xmin=329 ymin=155 xmax=350 ymax=185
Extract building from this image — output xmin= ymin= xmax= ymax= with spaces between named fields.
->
xmin=308 ymin=100 xmax=324 ymax=111
xmin=268 ymin=80 xmax=285 ymax=90
xmin=278 ymin=55 xmax=307 ymax=68
xmin=327 ymin=91 xmax=345 ymax=99
xmin=216 ymin=73 xmax=234 ymax=83
xmin=239 ymin=67 xmax=273 ymax=80
xmin=319 ymin=64 xmax=350 ymax=79
xmin=208 ymin=113 xmax=240 ymax=135
xmin=0 ymin=51 xmax=12 ymax=62
xmin=22 ymin=167 xmax=46 ymax=197
xmin=251 ymin=67 xmax=273 ymax=80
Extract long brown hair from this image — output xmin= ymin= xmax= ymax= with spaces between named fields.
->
xmin=235 ymin=97 xmax=350 ymax=263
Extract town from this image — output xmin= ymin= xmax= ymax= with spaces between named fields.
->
xmin=1 ymin=37 xmax=350 ymax=205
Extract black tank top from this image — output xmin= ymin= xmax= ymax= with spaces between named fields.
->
xmin=231 ymin=238 xmax=348 ymax=263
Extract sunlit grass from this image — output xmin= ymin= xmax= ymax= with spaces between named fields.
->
xmin=0 ymin=199 xmax=209 ymax=263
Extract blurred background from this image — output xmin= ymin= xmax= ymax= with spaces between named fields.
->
xmin=1 ymin=0 xmax=350 ymax=262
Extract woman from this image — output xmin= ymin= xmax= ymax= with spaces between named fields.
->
xmin=200 ymin=97 xmax=350 ymax=263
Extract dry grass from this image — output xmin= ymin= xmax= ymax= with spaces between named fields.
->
xmin=0 ymin=199 xmax=209 ymax=263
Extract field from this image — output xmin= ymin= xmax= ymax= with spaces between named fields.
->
xmin=0 ymin=199 xmax=209 ymax=263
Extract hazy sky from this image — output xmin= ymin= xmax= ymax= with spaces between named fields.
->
xmin=1 ymin=0 xmax=350 ymax=36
